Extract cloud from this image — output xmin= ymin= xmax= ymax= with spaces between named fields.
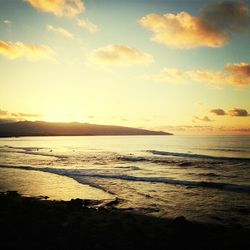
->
xmin=158 ymin=125 xmax=215 ymax=133
xmin=229 ymin=128 xmax=250 ymax=133
xmin=25 ymin=0 xmax=84 ymax=17
xmin=144 ymin=67 xmax=186 ymax=83
xmin=87 ymin=115 xmax=94 ymax=119
xmin=227 ymin=108 xmax=249 ymax=117
xmin=186 ymin=70 xmax=226 ymax=84
xmin=225 ymin=63 xmax=250 ymax=78
xmin=0 ymin=108 xmax=41 ymax=123
xmin=146 ymin=62 xmax=250 ymax=87
xmin=1 ymin=19 xmax=12 ymax=24
xmin=47 ymin=25 xmax=74 ymax=39
xmin=0 ymin=40 xmax=55 ymax=61
xmin=0 ymin=109 xmax=8 ymax=116
xmin=138 ymin=2 xmax=249 ymax=49
xmin=156 ymin=125 xmax=250 ymax=135
xmin=187 ymin=63 xmax=250 ymax=86
xmin=139 ymin=12 xmax=228 ymax=49
xmin=193 ymin=116 xmax=214 ymax=122
xmin=210 ymin=109 xmax=226 ymax=116
xmin=90 ymin=44 xmax=154 ymax=66
xmin=210 ymin=108 xmax=249 ymax=117
xmin=200 ymin=1 xmax=250 ymax=33
xmin=76 ymin=18 xmax=98 ymax=33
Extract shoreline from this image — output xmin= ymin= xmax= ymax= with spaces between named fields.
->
xmin=0 ymin=134 xmax=173 ymax=138
xmin=1 ymin=191 xmax=250 ymax=250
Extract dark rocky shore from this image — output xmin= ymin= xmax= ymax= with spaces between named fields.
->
xmin=1 ymin=191 xmax=249 ymax=250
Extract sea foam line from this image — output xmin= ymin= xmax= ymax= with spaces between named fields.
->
xmin=147 ymin=150 xmax=250 ymax=161
xmin=0 ymin=165 xmax=250 ymax=193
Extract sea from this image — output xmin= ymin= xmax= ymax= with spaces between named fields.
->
xmin=0 ymin=135 xmax=250 ymax=227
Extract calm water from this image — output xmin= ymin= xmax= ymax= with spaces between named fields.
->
xmin=0 ymin=135 xmax=250 ymax=227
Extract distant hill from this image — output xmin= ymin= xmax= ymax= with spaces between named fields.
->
xmin=0 ymin=121 xmax=172 ymax=137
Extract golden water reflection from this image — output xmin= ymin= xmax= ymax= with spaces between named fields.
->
xmin=0 ymin=168 xmax=112 ymax=201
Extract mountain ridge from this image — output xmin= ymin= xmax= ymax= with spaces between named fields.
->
xmin=0 ymin=121 xmax=172 ymax=137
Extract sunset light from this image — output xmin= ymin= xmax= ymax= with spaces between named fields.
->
xmin=1 ymin=2 xmax=250 ymax=249
xmin=0 ymin=0 xmax=249 ymax=135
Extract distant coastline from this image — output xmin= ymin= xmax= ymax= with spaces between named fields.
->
xmin=0 ymin=121 xmax=172 ymax=137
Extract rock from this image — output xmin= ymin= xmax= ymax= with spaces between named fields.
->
xmin=172 ymin=216 xmax=188 ymax=225
xmin=69 ymin=198 xmax=83 ymax=207
xmin=105 ymin=197 xmax=121 ymax=207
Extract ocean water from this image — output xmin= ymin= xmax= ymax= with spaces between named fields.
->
xmin=0 ymin=135 xmax=250 ymax=227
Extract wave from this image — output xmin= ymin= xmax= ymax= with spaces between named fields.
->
xmin=117 ymin=155 xmax=225 ymax=168
xmin=0 ymin=146 xmax=68 ymax=159
xmin=1 ymin=164 xmax=250 ymax=193
xmin=147 ymin=150 xmax=250 ymax=161
xmin=117 ymin=156 xmax=148 ymax=162
xmin=117 ymin=155 xmax=187 ymax=165
xmin=202 ymin=148 xmax=248 ymax=153
xmin=73 ymin=173 xmax=250 ymax=192
xmin=3 ymin=145 xmax=45 ymax=151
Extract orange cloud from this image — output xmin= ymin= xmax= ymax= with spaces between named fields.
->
xmin=139 ymin=2 xmax=249 ymax=49
xmin=90 ymin=44 xmax=154 ymax=66
xmin=138 ymin=11 xmax=228 ymax=49
xmin=25 ymin=0 xmax=84 ymax=17
xmin=210 ymin=109 xmax=226 ymax=116
xmin=0 ymin=40 xmax=55 ymax=61
xmin=226 ymin=63 xmax=250 ymax=78
xmin=187 ymin=63 xmax=250 ymax=87
xmin=147 ymin=62 xmax=250 ymax=87
xmin=210 ymin=108 xmax=249 ymax=117
xmin=227 ymin=108 xmax=249 ymax=117
xmin=47 ymin=25 xmax=74 ymax=39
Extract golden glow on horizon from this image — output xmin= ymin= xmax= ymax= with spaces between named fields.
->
xmin=0 ymin=0 xmax=249 ymax=135
xmin=40 ymin=113 xmax=90 ymax=123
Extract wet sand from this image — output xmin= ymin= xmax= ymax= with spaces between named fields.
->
xmin=0 ymin=167 xmax=112 ymax=200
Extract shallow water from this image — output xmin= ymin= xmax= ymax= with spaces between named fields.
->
xmin=0 ymin=135 xmax=250 ymax=227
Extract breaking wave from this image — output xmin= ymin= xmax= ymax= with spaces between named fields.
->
xmin=1 ymin=164 xmax=249 ymax=193
xmin=147 ymin=150 xmax=250 ymax=161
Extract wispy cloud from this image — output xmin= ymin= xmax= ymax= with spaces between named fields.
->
xmin=210 ymin=108 xmax=249 ymax=117
xmin=187 ymin=62 xmax=250 ymax=87
xmin=193 ymin=116 xmax=214 ymax=122
xmin=0 ymin=40 xmax=55 ymax=61
xmin=90 ymin=44 xmax=154 ymax=66
xmin=156 ymin=125 xmax=250 ymax=135
xmin=76 ymin=18 xmax=98 ymax=33
xmin=138 ymin=2 xmax=249 ymax=49
xmin=143 ymin=67 xmax=186 ymax=84
xmin=1 ymin=19 xmax=12 ymax=24
xmin=157 ymin=125 xmax=215 ymax=133
xmin=0 ymin=108 xmax=41 ymax=123
xmin=145 ymin=62 xmax=250 ymax=87
xmin=25 ymin=0 xmax=84 ymax=17
xmin=47 ymin=24 xmax=74 ymax=39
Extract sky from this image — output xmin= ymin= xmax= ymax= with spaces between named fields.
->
xmin=0 ymin=0 xmax=250 ymax=135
